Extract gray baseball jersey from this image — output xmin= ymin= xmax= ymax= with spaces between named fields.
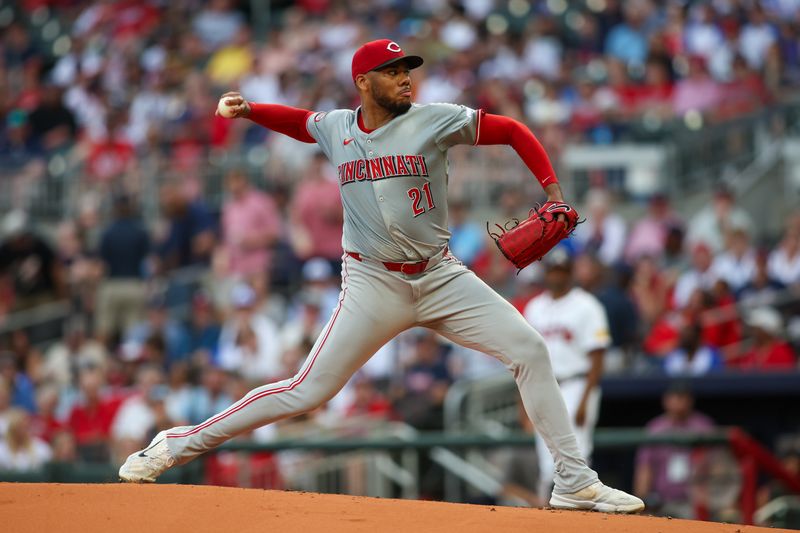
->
xmin=306 ymin=103 xmax=480 ymax=262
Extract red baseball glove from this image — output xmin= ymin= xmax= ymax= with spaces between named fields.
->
xmin=487 ymin=201 xmax=580 ymax=270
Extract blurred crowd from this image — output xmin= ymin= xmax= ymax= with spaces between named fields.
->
xmin=0 ymin=0 xmax=798 ymax=499
xmin=3 ymin=0 xmax=800 ymax=205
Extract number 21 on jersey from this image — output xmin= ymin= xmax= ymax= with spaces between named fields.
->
xmin=407 ymin=182 xmax=435 ymax=217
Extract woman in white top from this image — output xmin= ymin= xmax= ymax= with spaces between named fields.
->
xmin=0 ymin=408 xmax=52 ymax=472
xmin=768 ymin=214 xmax=800 ymax=286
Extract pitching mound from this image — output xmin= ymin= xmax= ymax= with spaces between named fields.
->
xmin=0 ymin=483 xmax=790 ymax=532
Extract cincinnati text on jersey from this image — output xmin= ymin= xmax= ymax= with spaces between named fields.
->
xmin=337 ymin=155 xmax=429 ymax=185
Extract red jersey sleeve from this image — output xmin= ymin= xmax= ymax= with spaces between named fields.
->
xmin=247 ymin=103 xmax=316 ymax=144
xmin=475 ymin=113 xmax=558 ymax=188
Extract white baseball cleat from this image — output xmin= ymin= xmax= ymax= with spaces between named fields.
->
xmin=549 ymin=482 xmax=645 ymax=513
xmin=119 ymin=431 xmax=176 ymax=483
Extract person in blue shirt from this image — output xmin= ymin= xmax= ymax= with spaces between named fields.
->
xmin=0 ymin=352 xmax=36 ymax=413
xmin=663 ymin=323 xmax=724 ymax=376
xmin=156 ymin=182 xmax=216 ymax=273
xmin=448 ymin=197 xmax=485 ymax=267
xmin=96 ymin=194 xmax=151 ymax=343
xmin=604 ymin=2 xmax=651 ymax=66
xmin=185 ymin=291 xmax=222 ymax=365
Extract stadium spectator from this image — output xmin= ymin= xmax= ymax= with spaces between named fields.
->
xmin=660 ymin=224 xmax=689 ymax=274
xmin=0 ymin=378 xmax=11 ymax=439
xmin=29 ymin=384 xmax=64 ymax=444
xmin=26 ymin=84 xmax=77 ymax=152
xmin=663 ymin=323 xmax=724 ymax=376
xmin=676 ymin=55 xmax=724 ymax=117
xmin=604 ymin=0 xmax=652 ymax=67
xmin=280 ymin=292 xmax=324 ymax=365
xmin=687 ymin=185 xmax=754 ymax=253
xmin=596 ymin=262 xmax=640 ymax=367
xmin=192 ymin=0 xmax=245 ymax=51
xmin=288 ymin=152 xmax=344 ymax=268
xmin=0 ymin=408 xmax=52 ymax=472
xmin=684 ymin=4 xmax=724 ymax=62
xmin=625 ymin=193 xmax=680 ymax=263
xmin=573 ymin=188 xmax=627 ymax=267
xmin=163 ymin=362 xmax=192 ymax=428
xmin=218 ymin=282 xmax=283 ymax=383
xmin=111 ymin=364 xmax=169 ymax=460
xmin=186 ymin=366 xmax=233 ymax=425
xmin=50 ymin=430 xmax=78 ymax=464
xmin=127 ymin=73 xmax=174 ymax=147
xmin=206 ymin=26 xmax=254 ymax=88
xmin=67 ymin=366 xmax=123 ymax=462
xmin=738 ymin=5 xmax=778 ymax=70
xmin=344 ymin=374 xmax=393 ymax=420
xmin=391 ymin=331 xmax=453 ymax=431
xmin=95 ymin=195 xmax=150 ymax=343
xmin=155 ymin=181 xmax=216 ymax=272
xmin=717 ymin=55 xmax=773 ymax=119
xmin=703 ymin=280 xmax=742 ymax=354
xmin=673 ymin=243 xmax=717 ymax=309
xmin=0 ymin=210 xmax=64 ymax=311
xmin=739 ymin=250 xmax=786 ymax=308
xmin=634 ymin=382 xmax=716 ymax=518
xmin=731 ymin=307 xmax=796 ymax=371
xmin=42 ymin=317 xmax=108 ymax=389
xmin=185 ymin=291 xmax=222 ymax=366
xmin=633 ymin=56 xmax=675 ymax=118
xmin=447 ymin=197 xmax=485 ymax=267
xmin=631 ymin=255 xmax=671 ymax=330
xmin=0 ymin=352 xmax=36 ymax=414
xmin=768 ymin=212 xmax=800 ymax=286
xmin=294 ymin=258 xmax=341 ymax=327
xmin=221 ymin=168 xmax=282 ymax=279
xmin=84 ymin=113 xmax=136 ymax=182
xmin=8 ymin=328 xmax=44 ymax=387
xmin=124 ymin=293 xmax=191 ymax=369
xmin=53 ymin=219 xmax=99 ymax=321
xmin=710 ymin=227 xmax=757 ymax=295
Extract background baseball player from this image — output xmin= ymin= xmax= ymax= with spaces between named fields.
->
xmin=119 ymin=39 xmax=643 ymax=513
xmin=523 ymin=248 xmax=611 ymax=500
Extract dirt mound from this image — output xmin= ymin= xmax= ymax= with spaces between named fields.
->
xmin=0 ymin=483 xmax=790 ymax=533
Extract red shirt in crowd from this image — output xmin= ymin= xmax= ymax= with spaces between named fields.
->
xmin=85 ymin=139 xmax=134 ymax=182
xmin=345 ymin=395 xmax=393 ymax=419
xmin=67 ymin=395 xmax=124 ymax=446
xmin=29 ymin=413 xmax=65 ymax=443
xmin=731 ymin=341 xmax=797 ymax=370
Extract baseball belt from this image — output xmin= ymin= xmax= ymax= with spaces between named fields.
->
xmin=346 ymin=245 xmax=449 ymax=275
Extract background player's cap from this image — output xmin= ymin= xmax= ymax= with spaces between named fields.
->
xmin=543 ymin=246 xmax=573 ymax=270
xmin=351 ymin=39 xmax=423 ymax=82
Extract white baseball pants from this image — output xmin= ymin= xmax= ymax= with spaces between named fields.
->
xmin=164 ymin=251 xmax=599 ymax=495
xmin=535 ymin=376 xmax=601 ymax=498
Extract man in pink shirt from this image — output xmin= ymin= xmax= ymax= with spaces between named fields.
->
xmin=221 ymin=169 xmax=282 ymax=278
xmin=289 ymin=152 xmax=343 ymax=269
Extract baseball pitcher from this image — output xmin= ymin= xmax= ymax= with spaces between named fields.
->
xmin=119 ymin=39 xmax=643 ymax=513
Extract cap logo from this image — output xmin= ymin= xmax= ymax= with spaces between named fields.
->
xmin=386 ymin=41 xmax=402 ymax=53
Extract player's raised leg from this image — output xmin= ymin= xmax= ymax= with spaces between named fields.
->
xmin=119 ymin=256 xmax=414 ymax=482
xmin=416 ymin=257 xmax=643 ymax=513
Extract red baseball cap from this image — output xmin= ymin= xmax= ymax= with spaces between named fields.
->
xmin=351 ymin=39 xmax=423 ymax=82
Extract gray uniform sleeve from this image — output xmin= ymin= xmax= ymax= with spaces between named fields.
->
xmin=429 ymin=103 xmax=481 ymax=151
xmin=306 ymin=110 xmax=349 ymax=159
